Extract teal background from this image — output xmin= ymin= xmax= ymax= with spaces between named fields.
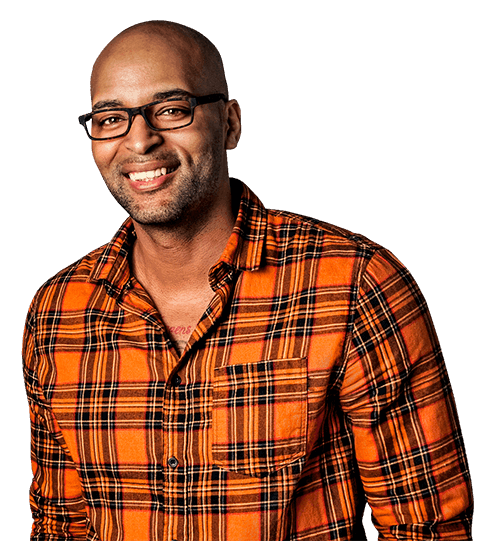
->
xmin=3 ymin=2 xmax=495 ymax=537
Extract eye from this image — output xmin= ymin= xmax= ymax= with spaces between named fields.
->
xmin=157 ymin=106 xmax=189 ymax=118
xmin=93 ymin=112 xmax=128 ymax=129
xmin=101 ymin=116 xmax=126 ymax=127
xmin=152 ymin=100 xmax=192 ymax=125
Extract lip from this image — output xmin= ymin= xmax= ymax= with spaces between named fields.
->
xmin=121 ymin=161 xmax=176 ymax=175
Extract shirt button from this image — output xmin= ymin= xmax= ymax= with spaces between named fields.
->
xmin=168 ymin=457 xmax=179 ymax=469
xmin=172 ymin=375 xmax=182 ymax=387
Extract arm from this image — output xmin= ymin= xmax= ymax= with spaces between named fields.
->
xmin=340 ymin=249 xmax=473 ymax=540
xmin=23 ymin=309 xmax=94 ymax=540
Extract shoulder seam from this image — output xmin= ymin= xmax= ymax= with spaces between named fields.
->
xmin=340 ymin=243 xmax=380 ymax=372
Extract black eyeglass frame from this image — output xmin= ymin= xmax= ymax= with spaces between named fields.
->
xmin=78 ymin=93 xmax=228 ymax=141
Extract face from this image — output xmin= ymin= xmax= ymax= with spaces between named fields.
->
xmin=90 ymin=33 xmax=239 ymax=228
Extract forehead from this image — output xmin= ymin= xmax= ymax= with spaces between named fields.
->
xmin=91 ymin=33 xmax=205 ymax=105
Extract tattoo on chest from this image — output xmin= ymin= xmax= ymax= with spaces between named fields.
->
xmin=168 ymin=325 xmax=193 ymax=336
xmin=167 ymin=325 xmax=193 ymax=354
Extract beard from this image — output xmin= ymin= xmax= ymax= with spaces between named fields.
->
xmin=102 ymin=138 xmax=226 ymax=229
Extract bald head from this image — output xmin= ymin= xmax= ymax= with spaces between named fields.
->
xmin=91 ymin=21 xmax=228 ymax=100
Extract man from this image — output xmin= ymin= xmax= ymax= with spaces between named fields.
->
xmin=22 ymin=20 xmax=472 ymax=541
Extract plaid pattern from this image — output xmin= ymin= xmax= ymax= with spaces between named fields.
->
xmin=23 ymin=180 xmax=472 ymax=540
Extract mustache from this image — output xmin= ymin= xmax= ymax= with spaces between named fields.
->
xmin=115 ymin=152 xmax=182 ymax=171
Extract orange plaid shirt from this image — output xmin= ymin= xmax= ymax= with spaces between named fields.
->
xmin=23 ymin=180 xmax=472 ymax=540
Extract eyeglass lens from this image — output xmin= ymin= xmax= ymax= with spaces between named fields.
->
xmin=87 ymin=100 xmax=194 ymax=139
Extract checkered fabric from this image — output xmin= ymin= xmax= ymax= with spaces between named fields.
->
xmin=23 ymin=180 xmax=472 ymax=540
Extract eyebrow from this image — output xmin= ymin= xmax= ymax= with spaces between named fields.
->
xmin=92 ymin=89 xmax=193 ymax=112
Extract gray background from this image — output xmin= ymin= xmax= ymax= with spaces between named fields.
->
xmin=2 ymin=1 xmax=495 ymax=538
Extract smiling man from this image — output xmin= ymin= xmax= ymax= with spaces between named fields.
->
xmin=22 ymin=20 xmax=473 ymax=541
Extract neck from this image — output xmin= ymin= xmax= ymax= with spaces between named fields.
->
xmin=131 ymin=183 xmax=236 ymax=293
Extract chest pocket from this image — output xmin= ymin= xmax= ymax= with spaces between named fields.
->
xmin=212 ymin=357 xmax=308 ymax=477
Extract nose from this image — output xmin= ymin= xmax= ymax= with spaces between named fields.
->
xmin=123 ymin=113 xmax=163 ymax=154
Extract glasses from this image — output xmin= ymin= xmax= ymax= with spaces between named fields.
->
xmin=78 ymin=93 xmax=227 ymax=141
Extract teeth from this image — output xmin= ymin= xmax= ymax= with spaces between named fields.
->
xmin=129 ymin=167 xmax=172 ymax=182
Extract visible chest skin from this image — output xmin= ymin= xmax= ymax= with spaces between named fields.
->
xmin=130 ymin=236 xmax=221 ymax=355
xmin=146 ymin=281 xmax=215 ymax=354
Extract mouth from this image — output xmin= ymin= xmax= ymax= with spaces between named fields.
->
xmin=127 ymin=165 xmax=179 ymax=182
xmin=123 ymin=163 xmax=180 ymax=192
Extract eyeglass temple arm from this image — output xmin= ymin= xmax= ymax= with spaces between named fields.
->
xmin=195 ymin=93 xmax=228 ymax=105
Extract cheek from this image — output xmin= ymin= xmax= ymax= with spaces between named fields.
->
xmin=91 ymin=141 xmax=119 ymax=174
xmin=178 ymin=116 xmax=222 ymax=153
xmin=172 ymin=128 xmax=203 ymax=149
xmin=191 ymin=128 xmax=224 ymax=163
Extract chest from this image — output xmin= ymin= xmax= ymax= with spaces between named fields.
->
xmin=147 ymin=283 xmax=216 ymax=354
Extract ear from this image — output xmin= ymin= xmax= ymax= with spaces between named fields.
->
xmin=224 ymin=99 xmax=242 ymax=150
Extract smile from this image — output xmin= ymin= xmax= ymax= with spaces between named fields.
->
xmin=128 ymin=166 xmax=178 ymax=182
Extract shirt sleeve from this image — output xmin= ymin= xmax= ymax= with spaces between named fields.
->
xmin=22 ymin=307 xmax=95 ymax=540
xmin=340 ymin=248 xmax=473 ymax=540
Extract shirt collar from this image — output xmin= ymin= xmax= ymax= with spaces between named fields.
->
xmin=88 ymin=179 xmax=267 ymax=289
xmin=216 ymin=179 xmax=267 ymax=272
